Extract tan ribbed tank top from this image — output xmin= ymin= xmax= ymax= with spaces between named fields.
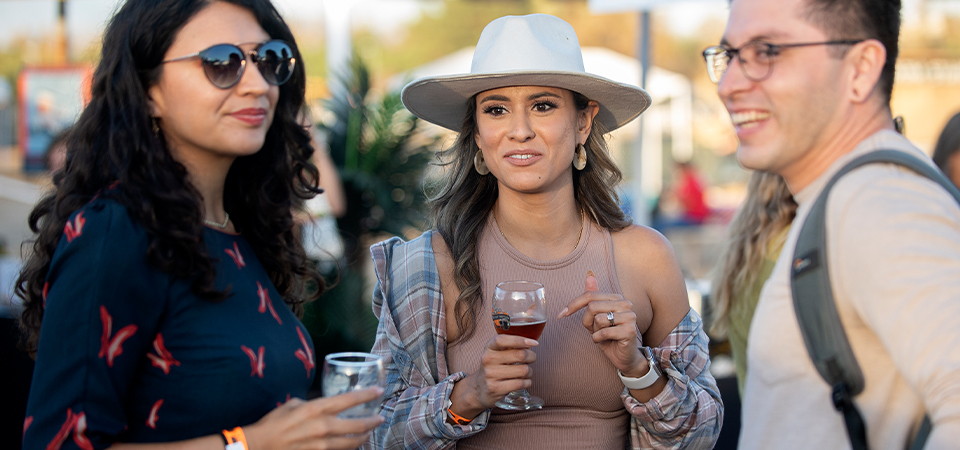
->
xmin=447 ymin=212 xmax=630 ymax=449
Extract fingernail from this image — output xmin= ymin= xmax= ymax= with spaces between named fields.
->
xmin=524 ymin=339 xmax=538 ymax=346
xmin=557 ymin=307 xmax=568 ymax=318
xmin=586 ymin=270 xmax=595 ymax=278
xmin=374 ymin=387 xmax=384 ymax=395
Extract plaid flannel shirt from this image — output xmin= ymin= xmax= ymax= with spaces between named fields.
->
xmin=365 ymin=232 xmax=723 ymax=450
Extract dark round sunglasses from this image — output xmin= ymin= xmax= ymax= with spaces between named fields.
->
xmin=161 ymin=40 xmax=296 ymax=89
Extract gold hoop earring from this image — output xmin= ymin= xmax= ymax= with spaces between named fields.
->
xmin=152 ymin=118 xmax=160 ymax=137
xmin=573 ymin=143 xmax=587 ymax=170
xmin=474 ymin=149 xmax=490 ymax=175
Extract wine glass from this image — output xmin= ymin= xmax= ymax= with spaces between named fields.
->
xmin=491 ymin=280 xmax=547 ymax=410
xmin=322 ymin=352 xmax=386 ymax=418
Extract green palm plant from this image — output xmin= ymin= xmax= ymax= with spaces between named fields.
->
xmin=302 ymin=56 xmax=437 ymax=394
xmin=321 ymin=56 xmax=436 ymax=263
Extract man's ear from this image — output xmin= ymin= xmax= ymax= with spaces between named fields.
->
xmin=848 ymin=39 xmax=886 ymax=104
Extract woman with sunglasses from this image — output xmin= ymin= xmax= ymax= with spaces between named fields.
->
xmin=17 ymin=1 xmax=382 ymax=449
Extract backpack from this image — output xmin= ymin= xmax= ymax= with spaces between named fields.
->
xmin=790 ymin=150 xmax=960 ymax=450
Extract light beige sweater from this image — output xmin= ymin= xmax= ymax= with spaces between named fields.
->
xmin=740 ymin=130 xmax=960 ymax=449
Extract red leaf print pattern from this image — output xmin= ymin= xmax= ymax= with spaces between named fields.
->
xmin=64 ymin=211 xmax=86 ymax=243
xmin=23 ymin=416 xmax=33 ymax=439
xmin=225 ymin=242 xmax=246 ymax=269
xmin=277 ymin=393 xmax=292 ymax=407
xmin=74 ymin=412 xmax=93 ymax=450
xmin=146 ymin=399 xmax=163 ymax=429
xmin=45 ymin=410 xmax=93 ymax=450
xmin=98 ymin=305 xmax=138 ymax=367
xmin=241 ymin=345 xmax=265 ymax=378
xmin=42 ymin=282 xmax=49 ymax=309
xmin=294 ymin=327 xmax=315 ymax=377
xmin=147 ymin=334 xmax=180 ymax=374
xmin=46 ymin=410 xmax=73 ymax=450
xmin=256 ymin=281 xmax=282 ymax=325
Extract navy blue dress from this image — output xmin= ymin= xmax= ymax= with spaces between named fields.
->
xmin=23 ymin=196 xmax=316 ymax=449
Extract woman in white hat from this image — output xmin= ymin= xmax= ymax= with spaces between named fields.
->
xmin=368 ymin=14 xmax=722 ymax=449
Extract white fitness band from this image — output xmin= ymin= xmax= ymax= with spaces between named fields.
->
xmin=618 ymin=354 xmax=662 ymax=390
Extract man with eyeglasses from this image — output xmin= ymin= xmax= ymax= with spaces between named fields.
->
xmin=707 ymin=0 xmax=960 ymax=448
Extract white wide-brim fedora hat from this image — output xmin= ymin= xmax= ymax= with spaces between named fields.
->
xmin=401 ymin=14 xmax=651 ymax=132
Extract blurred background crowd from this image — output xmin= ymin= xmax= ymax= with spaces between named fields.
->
xmin=2 ymin=0 xmax=960 ymax=448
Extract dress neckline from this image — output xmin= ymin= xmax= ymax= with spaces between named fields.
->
xmin=485 ymin=211 xmax=591 ymax=270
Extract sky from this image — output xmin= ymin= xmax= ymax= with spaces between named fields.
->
xmin=0 ymin=0 xmax=423 ymax=53
xmin=0 ymin=0 xmax=731 ymax=55
xmin=0 ymin=0 xmax=957 ymax=59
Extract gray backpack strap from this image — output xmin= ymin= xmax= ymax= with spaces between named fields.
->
xmin=791 ymin=149 xmax=960 ymax=450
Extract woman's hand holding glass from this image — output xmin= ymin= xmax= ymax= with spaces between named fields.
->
xmin=240 ymin=352 xmax=386 ymax=450
xmin=242 ymin=387 xmax=385 ymax=450
xmin=453 ymin=334 xmax=540 ymax=415
xmin=490 ymin=281 xmax=547 ymax=410
xmin=447 ymin=281 xmax=545 ymax=419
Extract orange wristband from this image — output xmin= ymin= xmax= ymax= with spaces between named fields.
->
xmin=222 ymin=427 xmax=248 ymax=450
xmin=446 ymin=408 xmax=472 ymax=425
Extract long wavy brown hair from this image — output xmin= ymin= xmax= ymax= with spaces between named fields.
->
xmin=15 ymin=0 xmax=323 ymax=357
xmin=709 ymin=171 xmax=797 ymax=337
xmin=427 ymin=92 xmax=631 ymax=343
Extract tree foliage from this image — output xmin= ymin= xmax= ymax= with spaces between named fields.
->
xmin=320 ymin=56 xmax=437 ymax=263
xmin=304 ymin=56 xmax=437 ymax=394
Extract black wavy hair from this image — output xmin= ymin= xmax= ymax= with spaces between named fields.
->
xmin=16 ymin=0 xmax=322 ymax=357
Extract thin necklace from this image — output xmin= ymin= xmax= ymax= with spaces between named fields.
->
xmin=204 ymin=213 xmax=230 ymax=229
xmin=493 ymin=209 xmax=584 ymax=253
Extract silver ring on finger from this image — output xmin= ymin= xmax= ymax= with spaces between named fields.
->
xmin=607 ymin=311 xmax=615 ymax=327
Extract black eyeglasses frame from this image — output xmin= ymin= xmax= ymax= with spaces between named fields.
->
xmin=702 ymin=39 xmax=865 ymax=84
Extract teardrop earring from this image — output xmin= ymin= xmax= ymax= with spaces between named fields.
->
xmin=474 ymin=149 xmax=490 ymax=175
xmin=573 ymin=143 xmax=587 ymax=170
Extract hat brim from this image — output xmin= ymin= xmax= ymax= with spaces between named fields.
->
xmin=401 ymin=71 xmax=651 ymax=132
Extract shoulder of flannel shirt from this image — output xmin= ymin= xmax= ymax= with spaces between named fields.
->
xmin=371 ymin=231 xmax=444 ymax=385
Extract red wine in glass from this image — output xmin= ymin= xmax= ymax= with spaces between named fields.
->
xmin=492 ymin=281 xmax=547 ymax=410
xmin=495 ymin=317 xmax=546 ymax=340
